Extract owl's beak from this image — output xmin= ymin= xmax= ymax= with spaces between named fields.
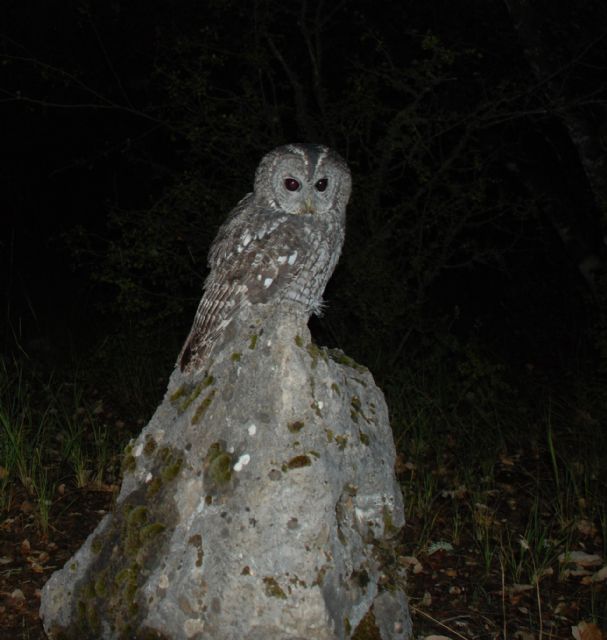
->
xmin=302 ymin=196 xmax=315 ymax=214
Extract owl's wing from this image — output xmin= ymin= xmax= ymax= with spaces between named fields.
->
xmin=179 ymin=204 xmax=314 ymax=372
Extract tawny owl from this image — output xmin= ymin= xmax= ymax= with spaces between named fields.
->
xmin=179 ymin=143 xmax=352 ymax=373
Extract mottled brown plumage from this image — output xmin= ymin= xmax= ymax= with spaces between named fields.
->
xmin=179 ymin=143 xmax=351 ymax=373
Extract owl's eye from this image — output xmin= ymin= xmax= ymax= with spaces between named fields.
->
xmin=284 ymin=178 xmax=300 ymax=191
xmin=315 ymin=178 xmax=328 ymax=192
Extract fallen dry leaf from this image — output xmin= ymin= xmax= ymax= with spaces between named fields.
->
xmin=559 ymin=551 xmax=602 ymax=567
xmin=401 ymin=555 xmax=424 ymax=574
xmin=19 ymin=500 xmax=33 ymax=514
xmin=562 ymin=568 xmax=593 ymax=579
xmin=441 ymin=484 xmax=467 ymax=499
xmin=571 ymin=620 xmax=603 ymax=640
xmin=427 ymin=541 xmax=454 ymax=555
xmin=592 ymin=566 xmax=607 ymax=583
xmin=510 ymin=583 xmax=534 ymax=593
xmin=554 ymin=601 xmax=579 ymax=618
xmin=576 ymin=519 xmax=597 ymax=537
xmin=499 ymin=452 xmax=515 ymax=466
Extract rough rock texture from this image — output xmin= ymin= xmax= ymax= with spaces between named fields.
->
xmin=40 ymin=307 xmax=411 ymax=640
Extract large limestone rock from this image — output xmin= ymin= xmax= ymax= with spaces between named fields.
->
xmin=40 ymin=308 xmax=411 ymax=639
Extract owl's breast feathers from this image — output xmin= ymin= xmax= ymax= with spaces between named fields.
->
xmin=179 ymin=204 xmax=343 ymax=372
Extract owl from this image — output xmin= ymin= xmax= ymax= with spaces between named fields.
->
xmin=179 ymin=143 xmax=352 ymax=373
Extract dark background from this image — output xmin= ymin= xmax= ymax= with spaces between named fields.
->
xmin=2 ymin=0 xmax=607 ymax=411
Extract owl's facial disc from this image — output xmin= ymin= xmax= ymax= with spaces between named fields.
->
xmin=254 ymin=144 xmax=350 ymax=216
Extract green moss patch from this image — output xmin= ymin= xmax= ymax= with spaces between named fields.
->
xmin=170 ymin=376 xmax=215 ymax=414
xmin=56 ymin=476 xmax=178 ymax=638
xmin=262 ymin=576 xmax=287 ymax=599
xmin=204 ymin=441 xmax=233 ymax=489
xmin=143 ymin=436 xmax=157 ymax=456
xmin=287 ymin=420 xmax=305 ymax=433
xmin=335 ymin=435 xmax=348 ymax=450
xmin=306 ymin=342 xmax=328 ymax=369
xmin=191 ymin=389 xmax=216 ymax=424
xmin=327 ymin=349 xmax=367 ymax=373
xmin=283 ymin=455 xmax=312 ymax=470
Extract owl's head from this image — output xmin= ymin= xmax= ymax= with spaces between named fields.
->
xmin=254 ymin=143 xmax=352 ymax=216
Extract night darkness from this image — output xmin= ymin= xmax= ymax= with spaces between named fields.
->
xmin=2 ymin=1 xmax=607 ymax=636
xmin=2 ymin=1 xmax=606 ymax=371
